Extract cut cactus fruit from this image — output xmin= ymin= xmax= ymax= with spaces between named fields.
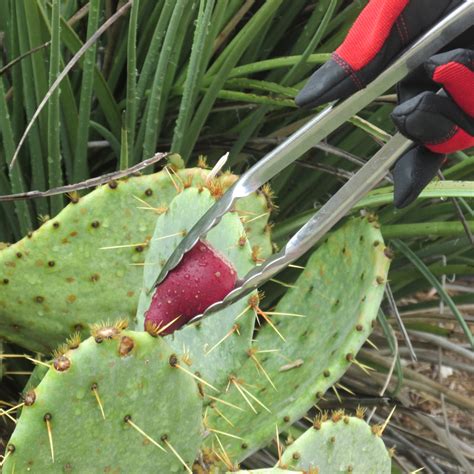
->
xmin=145 ymin=240 xmax=237 ymax=334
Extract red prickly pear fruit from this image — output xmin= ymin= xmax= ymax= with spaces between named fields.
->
xmin=145 ymin=240 xmax=237 ymax=335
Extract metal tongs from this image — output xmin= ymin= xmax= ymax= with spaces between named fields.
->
xmin=154 ymin=1 xmax=474 ymax=323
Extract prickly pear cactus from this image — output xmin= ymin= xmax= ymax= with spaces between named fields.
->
xmin=203 ymin=217 xmax=391 ymax=465
xmin=3 ymin=324 xmax=203 ymax=473
xmin=137 ymin=188 xmax=259 ymax=390
xmin=280 ymin=413 xmax=391 ymax=473
xmin=0 ymin=167 xmax=272 ymax=353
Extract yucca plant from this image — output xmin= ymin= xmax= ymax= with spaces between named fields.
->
xmin=0 ymin=1 xmax=473 ymax=472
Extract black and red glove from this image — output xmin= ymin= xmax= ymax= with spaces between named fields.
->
xmin=296 ymin=0 xmax=474 ymax=208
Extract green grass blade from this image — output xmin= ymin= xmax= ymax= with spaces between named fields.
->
xmin=134 ymin=0 xmax=175 ymax=127
xmin=382 ymin=221 xmax=474 ymax=240
xmin=203 ymin=54 xmax=330 ymax=85
xmin=392 ymin=239 xmax=474 ymax=349
xmin=47 ymin=0 xmax=63 ymax=215
xmin=171 ymin=0 xmax=215 ymax=156
xmin=55 ymin=11 xmax=121 ymax=138
xmin=14 ymin=1 xmax=48 ymax=217
xmin=356 ymin=181 xmax=474 ymax=209
xmin=125 ymin=0 xmax=140 ymax=163
xmin=73 ymin=0 xmax=101 ymax=182
xmin=24 ymin=1 xmax=49 ymax=143
xmin=0 ymin=73 xmax=31 ymax=235
xmin=141 ymin=0 xmax=190 ymax=160
xmin=182 ymin=0 xmax=284 ymax=161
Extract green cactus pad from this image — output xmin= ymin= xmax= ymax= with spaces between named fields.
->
xmin=203 ymin=217 xmax=391 ymax=464
xmin=3 ymin=327 xmax=202 ymax=473
xmin=280 ymin=415 xmax=391 ymax=473
xmin=0 ymin=168 xmax=271 ymax=353
xmin=137 ymin=188 xmax=258 ymax=390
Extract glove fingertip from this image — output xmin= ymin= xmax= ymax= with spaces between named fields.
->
xmin=295 ymin=58 xmax=358 ymax=109
xmin=393 ymin=147 xmax=446 ymax=208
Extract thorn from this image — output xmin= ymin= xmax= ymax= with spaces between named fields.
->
xmin=212 ymin=449 xmax=231 ymax=470
xmin=208 ymin=428 xmax=244 ymax=440
xmin=275 ymin=424 xmax=282 ymax=467
xmin=164 ymin=166 xmax=181 ymax=193
xmin=256 ymin=349 xmax=280 ymax=353
xmin=380 ymin=405 xmax=396 ymax=436
xmin=206 ymin=325 xmax=240 ymax=354
xmin=234 ymin=305 xmax=251 ymax=321
xmin=132 ymin=195 xmax=168 ymax=214
xmin=152 ymin=232 xmax=184 ymax=242
xmin=1 ymin=402 xmax=24 ymax=414
xmin=5 ymin=370 xmax=33 ymax=375
xmin=91 ymin=384 xmax=106 ymax=420
xmin=206 ymin=152 xmax=228 ymax=183
xmin=269 ymin=278 xmax=298 ymax=289
xmin=168 ymin=165 xmax=185 ymax=187
xmin=0 ymin=409 xmax=17 ymax=424
xmin=124 ymin=416 xmax=166 ymax=452
xmin=0 ymin=446 xmax=13 ymax=467
xmin=231 ymin=378 xmax=257 ymax=413
xmin=411 ymin=468 xmax=425 ymax=473
xmin=336 ymin=383 xmax=355 ymax=396
xmin=156 ymin=316 xmax=181 ymax=335
xmin=136 ymin=206 xmax=168 ymax=213
xmin=213 ymin=433 xmax=234 ymax=471
xmin=288 ymin=264 xmax=305 ymax=269
xmin=265 ymin=311 xmax=306 ymax=318
xmin=232 ymin=378 xmax=271 ymax=413
xmin=44 ymin=413 xmax=54 ymax=463
xmin=255 ymin=307 xmax=286 ymax=342
xmin=352 ymin=358 xmax=375 ymax=375
xmin=366 ymin=338 xmax=379 ymax=350
xmin=206 ymin=395 xmax=244 ymax=412
xmin=0 ymin=354 xmax=51 ymax=368
xmin=172 ymin=362 xmax=219 ymax=393
xmin=241 ymin=211 xmax=270 ymax=224
xmin=100 ymin=241 xmax=147 ymax=250
xmin=162 ymin=438 xmax=192 ymax=474
xmin=132 ymin=194 xmax=154 ymax=208
xmin=248 ymin=351 xmax=277 ymax=391
xmin=331 ymin=385 xmax=342 ymax=404
xmin=181 ymin=344 xmax=192 ymax=366
xmin=212 ymin=405 xmax=234 ymax=427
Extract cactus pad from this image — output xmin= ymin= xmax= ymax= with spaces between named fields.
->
xmin=280 ymin=415 xmax=391 ymax=473
xmin=203 ymin=217 xmax=391 ymax=464
xmin=137 ymin=188 xmax=259 ymax=390
xmin=0 ymin=168 xmax=271 ymax=353
xmin=3 ymin=326 xmax=203 ymax=473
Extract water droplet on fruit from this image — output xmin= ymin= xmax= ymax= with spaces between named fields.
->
xmin=167 ymin=300 xmax=172 ymax=304
xmin=215 ymin=271 xmax=221 ymax=278
xmin=184 ymin=273 xmax=190 ymax=280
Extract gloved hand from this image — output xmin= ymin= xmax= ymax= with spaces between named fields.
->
xmin=295 ymin=0 xmax=474 ymax=208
